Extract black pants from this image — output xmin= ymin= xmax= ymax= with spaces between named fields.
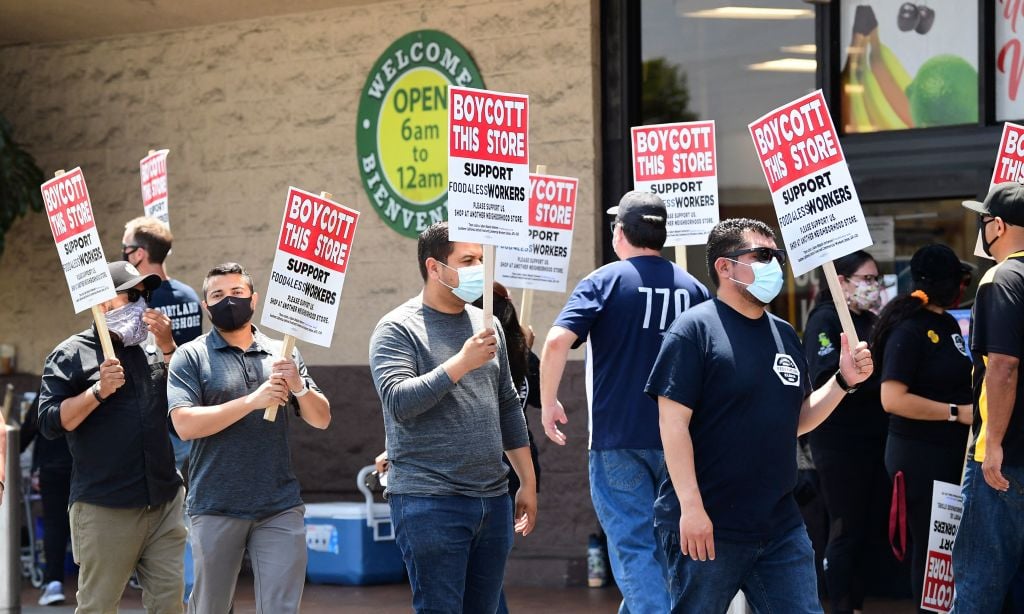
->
xmin=884 ymin=434 xmax=964 ymax=614
xmin=38 ymin=467 xmax=72 ymax=584
xmin=809 ymin=437 xmax=890 ymax=614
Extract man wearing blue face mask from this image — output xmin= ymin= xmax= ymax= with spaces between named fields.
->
xmin=540 ymin=190 xmax=710 ymax=613
xmin=645 ymin=218 xmax=874 ymax=612
xmin=39 ymin=261 xmax=186 ymax=612
xmin=369 ymin=221 xmax=537 ymax=614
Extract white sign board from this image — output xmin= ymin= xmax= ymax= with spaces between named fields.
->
xmin=748 ymin=90 xmax=873 ymax=277
xmin=261 ymin=187 xmax=360 ymax=347
xmin=140 ymin=149 xmax=170 ymax=226
xmin=447 ymin=86 xmax=530 ymax=246
xmin=975 ymin=122 xmax=1024 ymax=259
xmin=496 ymin=174 xmax=578 ymax=292
xmin=920 ymin=480 xmax=962 ymax=612
xmin=631 ymin=120 xmax=718 ymax=246
xmin=41 ymin=168 xmax=116 ymax=313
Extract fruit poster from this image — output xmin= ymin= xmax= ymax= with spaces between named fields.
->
xmin=840 ymin=2 xmax=978 ymax=133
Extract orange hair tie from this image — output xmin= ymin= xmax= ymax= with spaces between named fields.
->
xmin=911 ymin=290 xmax=929 ymax=305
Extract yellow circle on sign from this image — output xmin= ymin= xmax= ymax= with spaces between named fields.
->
xmin=379 ymin=67 xmax=449 ymax=206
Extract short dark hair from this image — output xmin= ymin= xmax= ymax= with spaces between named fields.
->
xmin=705 ymin=218 xmax=777 ymax=288
xmin=816 ymin=250 xmax=876 ymax=304
xmin=417 ymin=222 xmax=455 ymax=281
xmin=202 ymin=262 xmax=255 ymax=298
xmin=619 ymin=218 xmax=667 ymax=250
xmin=125 ymin=216 xmax=172 ymax=263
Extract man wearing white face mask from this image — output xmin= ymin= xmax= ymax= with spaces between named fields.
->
xmin=39 ymin=261 xmax=186 ymax=613
xmin=645 ymin=218 xmax=875 ymax=613
xmin=369 ymin=221 xmax=537 ymax=614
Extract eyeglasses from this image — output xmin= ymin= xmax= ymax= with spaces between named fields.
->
xmin=122 ymin=243 xmax=142 ymax=257
xmin=119 ymin=288 xmax=152 ymax=303
xmin=723 ymin=247 xmax=787 ymax=266
xmin=847 ymin=274 xmax=880 ymax=283
xmin=609 ymin=220 xmax=619 ymax=235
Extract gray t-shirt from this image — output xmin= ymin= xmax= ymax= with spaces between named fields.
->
xmin=369 ymin=296 xmax=529 ymax=497
xmin=167 ymin=326 xmax=318 ymax=519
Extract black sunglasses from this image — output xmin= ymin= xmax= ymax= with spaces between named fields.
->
xmin=119 ymin=288 xmax=153 ymax=303
xmin=724 ymin=247 xmax=787 ymax=266
xmin=609 ymin=220 xmax=619 ymax=234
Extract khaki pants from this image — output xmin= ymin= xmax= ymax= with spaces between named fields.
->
xmin=70 ymin=487 xmax=187 ymax=614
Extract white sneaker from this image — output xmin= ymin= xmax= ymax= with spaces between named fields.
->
xmin=39 ymin=581 xmax=65 ymax=606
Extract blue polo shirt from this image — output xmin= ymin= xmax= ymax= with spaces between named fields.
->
xmin=553 ymin=255 xmax=709 ymax=450
xmin=645 ymin=299 xmax=810 ymax=541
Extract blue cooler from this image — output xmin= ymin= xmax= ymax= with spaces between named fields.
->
xmin=304 ymin=466 xmax=405 ymax=585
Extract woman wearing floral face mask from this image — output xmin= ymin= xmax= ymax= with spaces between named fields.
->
xmin=802 ymin=250 xmax=888 ymax=614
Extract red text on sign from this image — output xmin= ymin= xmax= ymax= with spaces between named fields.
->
xmin=278 ymin=191 xmax=359 ymax=273
xmin=41 ymin=169 xmax=95 ymax=243
xmin=749 ymin=92 xmax=842 ymax=192
xmin=529 ymin=175 xmax=578 ymax=231
xmin=449 ymin=87 xmax=529 ymax=164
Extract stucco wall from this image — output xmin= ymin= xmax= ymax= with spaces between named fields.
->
xmin=0 ymin=0 xmax=600 ymax=372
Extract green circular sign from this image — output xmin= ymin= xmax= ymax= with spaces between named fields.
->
xmin=357 ymin=30 xmax=485 ymax=238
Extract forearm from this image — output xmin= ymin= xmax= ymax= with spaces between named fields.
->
xmin=540 ymin=331 xmax=572 ymax=405
xmin=171 ymin=396 xmax=255 ymax=440
xmin=297 ymin=390 xmax=331 ymax=429
xmin=880 ymin=381 xmax=959 ymax=421
xmin=984 ymin=364 xmax=1018 ymax=447
xmin=504 ymin=446 xmax=536 ymax=491
xmin=377 ymin=365 xmax=455 ymax=422
xmin=58 ymin=386 xmax=103 ymax=432
xmin=798 ymin=375 xmax=846 ymax=435
xmin=659 ymin=398 xmax=703 ymax=512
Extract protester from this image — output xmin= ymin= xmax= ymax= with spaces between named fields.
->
xmin=953 ymin=182 xmax=1024 ymax=611
xmin=369 ymin=222 xmax=536 ymax=613
xmin=802 ymin=250 xmax=889 ymax=614
xmin=871 ymin=244 xmax=972 ymax=611
xmin=38 ymin=261 xmax=185 ymax=613
xmin=122 ymin=216 xmax=202 ymax=470
xmin=167 ymin=262 xmax=330 ymax=614
xmin=539 ymin=191 xmax=709 ymax=613
xmin=646 ymin=218 xmax=873 ymax=612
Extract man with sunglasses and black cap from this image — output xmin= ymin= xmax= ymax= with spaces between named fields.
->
xmin=645 ymin=218 xmax=873 ymax=612
xmin=540 ymin=191 xmax=710 ymax=613
xmin=39 ymin=261 xmax=186 ymax=613
xmin=952 ymin=182 xmax=1024 ymax=612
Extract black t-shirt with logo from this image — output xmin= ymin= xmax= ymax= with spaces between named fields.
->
xmin=970 ymin=253 xmax=1024 ymax=467
xmin=880 ymin=309 xmax=971 ymax=448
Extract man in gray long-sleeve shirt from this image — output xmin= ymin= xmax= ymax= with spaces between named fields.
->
xmin=369 ymin=221 xmax=537 ymax=614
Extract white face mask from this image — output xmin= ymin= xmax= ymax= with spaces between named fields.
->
xmin=105 ymin=298 xmax=148 ymax=346
xmin=437 ymin=262 xmax=485 ymax=303
xmin=728 ymin=258 xmax=785 ymax=304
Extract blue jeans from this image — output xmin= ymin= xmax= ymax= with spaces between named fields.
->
xmin=657 ymin=524 xmax=822 ymax=614
xmin=589 ymin=449 xmax=669 ymax=614
xmin=390 ymin=494 xmax=513 ymax=614
xmin=951 ymin=460 xmax=1024 ymax=613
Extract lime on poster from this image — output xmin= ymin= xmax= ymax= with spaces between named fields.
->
xmin=357 ymin=31 xmax=484 ymax=238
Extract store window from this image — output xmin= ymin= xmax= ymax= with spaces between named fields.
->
xmin=997 ymin=0 xmax=1024 ymax=120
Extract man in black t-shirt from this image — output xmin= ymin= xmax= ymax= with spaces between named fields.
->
xmin=953 ymin=183 xmax=1024 ymax=611
xmin=645 ymin=219 xmax=873 ymax=613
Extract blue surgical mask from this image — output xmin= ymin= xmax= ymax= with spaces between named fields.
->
xmin=729 ymin=258 xmax=784 ymax=304
xmin=438 ymin=262 xmax=485 ymax=303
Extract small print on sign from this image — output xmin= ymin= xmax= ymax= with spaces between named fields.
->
xmin=447 ymin=86 xmax=530 ymax=247
xmin=140 ymin=149 xmax=170 ymax=226
xmin=748 ymin=90 xmax=873 ymax=277
xmin=631 ymin=120 xmax=719 ymax=246
xmin=40 ymin=167 xmax=116 ymax=313
xmin=496 ymin=174 xmax=578 ymax=293
xmin=920 ymin=481 xmax=962 ymax=613
xmin=262 ymin=188 xmax=360 ymax=347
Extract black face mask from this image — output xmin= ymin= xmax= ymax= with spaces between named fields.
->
xmin=207 ymin=296 xmax=254 ymax=332
xmin=981 ymin=219 xmax=1000 ymax=258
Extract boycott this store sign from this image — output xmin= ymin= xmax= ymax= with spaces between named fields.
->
xmin=140 ymin=149 xmax=170 ymax=226
xmin=631 ymin=120 xmax=718 ymax=246
xmin=749 ymin=90 xmax=873 ymax=277
xmin=262 ymin=188 xmax=359 ymax=347
xmin=41 ymin=167 xmax=116 ymax=313
xmin=356 ymin=30 xmax=484 ymax=239
xmin=920 ymin=481 xmax=962 ymax=613
xmin=496 ymin=174 xmax=578 ymax=292
xmin=447 ymin=86 xmax=530 ymax=246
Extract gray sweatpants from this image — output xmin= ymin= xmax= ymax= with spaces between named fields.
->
xmin=187 ymin=506 xmax=307 ymax=614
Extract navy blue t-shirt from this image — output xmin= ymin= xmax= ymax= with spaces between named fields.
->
xmin=553 ymin=255 xmax=709 ymax=450
xmin=149 ymin=278 xmax=203 ymax=346
xmin=645 ymin=299 xmax=810 ymax=541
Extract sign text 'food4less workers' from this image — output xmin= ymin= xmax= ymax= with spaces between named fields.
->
xmin=262 ymin=188 xmax=360 ymax=347
xmin=749 ymin=90 xmax=872 ymax=277
xmin=447 ymin=86 xmax=530 ymax=247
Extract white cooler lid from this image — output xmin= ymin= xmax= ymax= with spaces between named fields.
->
xmin=304 ymin=501 xmax=391 ymax=520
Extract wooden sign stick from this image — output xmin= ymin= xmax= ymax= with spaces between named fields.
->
xmin=0 ymin=383 xmax=13 ymax=425
xmin=264 ymin=190 xmax=332 ymax=422
xmin=483 ymin=244 xmax=495 ymax=325
xmin=822 ymin=260 xmax=860 ymax=347
xmin=675 ymin=246 xmax=687 ymax=270
xmin=54 ymin=170 xmax=116 ymax=360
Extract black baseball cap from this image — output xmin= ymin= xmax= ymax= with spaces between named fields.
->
xmin=962 ymin=182 xmax=1024 ymax=225
xmin=606 ymin=191 xmax=666 ymax=226
xmin=910 ymin=244 xmax=972 ymax=283
xmin=108 ymin=261 xmax=161 ymax=292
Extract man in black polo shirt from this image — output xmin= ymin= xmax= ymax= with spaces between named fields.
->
xmin=39 ymin=261 xmax=185 ymax=613
xmin=953 ymin=183 xmax=1024 ymax=611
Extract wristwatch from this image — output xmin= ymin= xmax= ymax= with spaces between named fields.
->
xmin=91 ymin=383 xmax=108 ymax=403
xmin=835 ymin=370 xmax=859 ymax=394
xmin=948 ymin=403 xmax=959 ymax=422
